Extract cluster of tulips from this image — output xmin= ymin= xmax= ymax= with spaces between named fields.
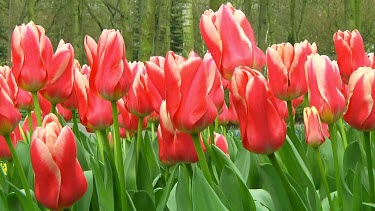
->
xmin=1 ymin=2 xmax=375 ymax=211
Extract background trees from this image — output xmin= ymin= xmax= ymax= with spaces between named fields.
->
xmin=0 ymin=0 xmax=374 ymax=65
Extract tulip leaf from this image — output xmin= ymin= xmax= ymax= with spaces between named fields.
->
xmin=73 ymin=170 xmax=94 ymax=211
xmin=212 ymin=145 xmax=245 ymax=183
xmin=259 ymin=163 xmax=292 ymax=211
xmin=249 ymin=189 xmax=274 ymax=211
xmin=142 ymin=131 xmax=161 ymax=182
xmin=176 ymin=165 xmax=192 ymax=211
xmin=234 ymin=144 xmax=251 ymax=183
xmin=90 ymin=156 xmax=114 ymax=211
xmin=129 ymin=190 xmax=156 ymax=211
xmin=124 ymin=138 xmax=137 ymax=190
xmin=156 ymin=165 xmax=177 ymax=211
xmin=166 ymin=183 xmax=177 ymax=210
xmin=278 ymin=136 xmax=320 ymax=211
xmin=0 ymin=188 xmax=7 ymax=210
xmin=350 ymin=164 xmax=362 ymax=211
xmin=219 ymin=165 xmax=256 ymax=211
xmin=343 ymin=141 xmax=362 ymax=175
xmin=192 ymin=165 xmax=228 ymax=211
xmin=137 ymin=149 xmax=155 ymax=203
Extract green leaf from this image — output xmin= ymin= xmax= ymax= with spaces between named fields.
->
xmin=350 ymin=164 xmax=362 ymax=211
xmin=73 ymin=170 xmax=94 ymax=211
xmin=137 ymin=149 xmax=155 ymax=203
xmin=343 ymin=141 xmax=362 ymax=175
xmin=234 ymin=145 xmax=251 ymax=183
xmin=176 ymin=165 xmax=192 ymax=211
xmin=219 ymin=165 xmax=256 ymax=211
xmin=192 ymin=165 xmax=228 ymax=211
xmin=166 ymin=183 xmax=177 ymax=211
xmin=142 ymin=132 xmax=161 ymax=183
xmin=156 ymin=166 xmax=177 ymax=211
xmin=130 ymin=190 xmax=156 ymax=211
xmin=90 ymin=156 xmax=114 ymax=211
xmin=124 ymin=139 xmax=137 ymax=190
xmin=0 ymin=188 xmax=8 ymax=210
xmin=249 ymin=189 xmax=274 ymax=211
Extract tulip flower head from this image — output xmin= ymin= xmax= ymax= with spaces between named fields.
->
xmin=30 ymin=113 xmax=87 ymax=210
xmin=304 ymin=106 xmax=327 ymax=148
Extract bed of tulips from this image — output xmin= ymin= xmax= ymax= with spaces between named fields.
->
xmin=1 ymin=3 xmax=375 ymax=211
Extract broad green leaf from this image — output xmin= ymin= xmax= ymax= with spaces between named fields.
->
xmin=124 ymin=139 xmax=137 ymax=190
xmin=137 ymin=149 xmax=155 ymax=203
xmin=142 ymin=131 xmax=161 ymax=183
xmin=350 ymin=164 xmax=362 ymax=211
xmin=234 ymin=145 xmax=251 ymax=183
xmin=219 ymin=165 xmax=256 ymax=211
xmin=0 ymin=188 xmax=7 ymax=210
xmin=343 ymin=141 xmax=362 ymax=175
xmin=192 ymin=165 xmax=228 ymax=211
xmin=212 ymin=145 xmax=245 ymax=183
xmin=73 ymin=170 xmax=94 ymax=211
xmin=176 ymin=165 xmax=192 ymax=211
xmin=249 ymin=189 xmax=274 ymax=211
xmin=130 ymin=190 xmax=156 ymax=211
xmin=156 ymin=166 xmax=177 ymax=211
xmin=166 ymin=183 xmax=177 ymax=211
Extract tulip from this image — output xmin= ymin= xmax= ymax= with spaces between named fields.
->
xmin=305 ymin=54 xmax=346 ymax=124
xmin=204 ymin=53 xmax=225 ymax=112
xmin=333 ymin=29 xmax=371 ymax=84
xmin=145 ymin=56 xmax=166 ymax=114
xmin=125 ymin=61 xmax=154 ymax=117
xmin=304 ymin=106 xmax=328 ymax=147
xmin=213 ymin=132 xmax=229 ymax=155
xmin=231 ymin=66 xmax=286 ymax=154
xmin=157 ymin=101 xmax=201 ymax=165
xmin=57 ymin=104 xmax=73 ymax=122
xmin=344 ymin=67 xmax=375 ymax=130
xmin=267 ymin=42 xmax=312 ymax=100
xmin=0 ymin=132 xmax=17 ymax=159
xmin=117 ymin=98 xmax=147 ymax=134
xmin=0 ymin=87 xmax=21 ymax=136
xmin=84 ymin=30 xmax=132 ymax=101
xmin=164 ymin=51 xmax=217 ymax=134
xmin=200 ymin=3 xmax=266 ymax=79
xmin=218 ymin=103 xmax=229 ymax=125
xmin=40 ymin=40 xmax=74 ymax=105
xmin=369 ymin=53 xmax=375 ymax=69
xmin=31 ymin=114 xmax=87 ymax=210
xmin=227 ymin=92 xmax=239 ymax=125
xmin=11 ymin=21 xmax=53 ymax=92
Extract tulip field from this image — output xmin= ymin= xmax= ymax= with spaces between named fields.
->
xmin=1 ymin=2 xmax=375 ymax=211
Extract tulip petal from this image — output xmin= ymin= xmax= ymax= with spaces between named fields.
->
xmin=267 ymin=47 xmax=288 ymax=100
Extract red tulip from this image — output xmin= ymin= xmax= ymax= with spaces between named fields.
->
xmin=11 ymin=21 xmax=53 ymax=92
xmin=31 ymin=113 xmax=87 ymax=210
xmin=228 ymin=92 xmax=239 ymax=125
xmin=218 ymin=102 xmax=229 ymax=125
xmin=305 ymin=54 xmax=346 ymax=124
xmin=267 ymin=42 xmax=311 ymax=100
xmin=165 ymin=51 xmax=217 ymax=133
xmin=157 ymin=101 xmax=201 ymax=165
xmin=231 ymin=66 xmax=286 ymax=154
xmin=147 ymin=111 xmax=160 ymax=123
xmin=0 ymin=86 xmax=21 ymax=136
xmin=369 ymin=53 xmax=375 ymax=69
xmin=117 ymin=98 xmax=147 ymax=134
xmin=0 ymin=132 xmax=17 ymax=159
xmin=125 ymin=61 xmax=154 ymax=117
xmin=304 ymin=106 xmax=327 ymax=147
xmin=204 ymin=53 xmax=225 ymax=112
xmin=333 ymin=29 xmax=371 ymax=84
xmin=84 ymin=30 xmax=132 ymax=101
xmin=273 ymin=95 xmax=304 ymax=122
xmin=40 ymin=40 xmax=74 ymax=104
xmin=56 ymin=104 xmax=72 ymax=122
xmin=145 ymin=56 xmax=166 ymax=114
xmin=200 ymin=3 xmax=266 ymax=79
xmin=213 ymin=132 xmax=228 ymax=155
xmin=344 ymin=67 xmax=375 ymax=130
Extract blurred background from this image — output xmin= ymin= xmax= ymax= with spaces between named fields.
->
xmin=0 ymin=0 xmax=374 ymax=65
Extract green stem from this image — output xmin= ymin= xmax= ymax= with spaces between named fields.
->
xmin=165 ymin=165 xmax=170 ymax=182
xmin=268 ymin=153 xmax=304 ymax=210
xmin=31 ymin=92 xmax=42 ymax=126
xmin=150 ymin=122 xmax=155 ymax=141
xmin=27 ymin=110 xmax=33 ymax=141
xmin=51 ymin=103 xmax=57 ymax=115
xmin=95 ymin=130 xmax=105 ymax=163
xmin=209 ymin=125 xmax=215 ymax=145
xmin=126 ymin=131 xmax=131 ymax=142
xmin=191 ymin=133 xmax=212 ymax=185
xmin=111 ymin=101 xmax=127 ymax=211
xmin=136 ymin=117 xmax=144 ymax=167
xmin=315 ymin=147 xmax=333 ymax=209
xmin=329 ymin=124 xmax=343 ymax=209
xmin=214 ymin=117 xmax=219 ymax=132
xmin=72 ymin=110 xmax=81 ymax=141
xmin=364 ymin=131 xmax=375 ymax=203
xmin=4 ymin=135 xmax=35 ymax=210
xmin=338 ymin=118 xmax=348 ymax=149
xmin=287 ymin=100 xmax=297 ymax=141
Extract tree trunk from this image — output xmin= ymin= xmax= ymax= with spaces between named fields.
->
xmin=154 ymin=0 xmax=171 ymax=57
xmin=119 ymin=0 xmax=133 ymax=60
xmin=289 ymin=0 xmax=296 ymax=44
xmin=27 ymin=0 xmax=35 ymax=21
xmin=354 ymin=0 xmax=361 ymax=31
xmin=182 ymin=0 xmax=194 ymax=57
xmin=296 ymin=0 xmax=308 ymax=41
xmin=193 ymin=0 xmax=208 ymax=57
xmin=209 ymin=0 xmax=224 ymax=11
xmin=138 ymin=0 xmax=156 ymax=61
xmin=257 ymin=0 xmax=268 ymax=50
xmin=170 ymin=0 xmax=183 ymax=55
xmin=70 ymin=0 xmax=82 ymax=62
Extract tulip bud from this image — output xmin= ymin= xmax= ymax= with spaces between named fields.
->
xmin=304 ymin=106 xmax=327 ymax=147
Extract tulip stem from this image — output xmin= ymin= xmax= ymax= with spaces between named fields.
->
xmin=4 ymin=134 xmax=36 ymax=210
xmin=214 ymin=117 xmax=219 ymax=132
xmin=287 ymin=100 xmax=305 ymax=161
xmin=31 ymin=92 xmax=42 ymax=126
xmin=328 ymin=124 xmax=343 ymax=209
xmin=136 ymin=117 xmax=143 ymax=168
xmin=111 ymin=101 xmax=127 ymax=211
xmin=315 ymin=147 xmax=333 ymax=209
xmin=27 ymin=110 xmax=33 ymax=142
xmin=268 ymin=153 xmax=305 ymax=210
xmin=191 ymin=133 xmax=212 ymax=185
xmin=364 ymin=132 xmax=375 ymax=203
xmin=338 ymin=118 xmax=348 ymax=149
xmin=51 ymin=103 xmax=57 ymax=115
xmin=95 ymin=130 xmax=105 ymax=163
